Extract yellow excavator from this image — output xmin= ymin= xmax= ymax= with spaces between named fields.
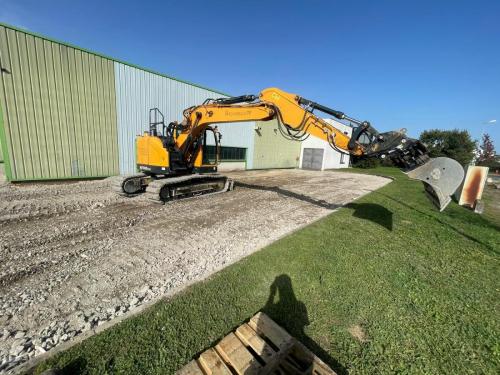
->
xmin=113 ymin=87 xmax=464 ymax=211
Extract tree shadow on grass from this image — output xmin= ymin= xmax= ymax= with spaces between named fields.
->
xmin=345 ymin=202 xmax=393 ymax=231
xmin=375 ymin=191 xmax=499 ymax=253
xmin=261 ymin=274 xmax=348 ymax=375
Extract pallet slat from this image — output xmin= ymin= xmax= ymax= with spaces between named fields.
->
xmin=198 ymin=348 xmax=232 ymax=375
xmin=249 ymin=312 xmax=294 ymax=351
xmin=235 ymin=323 xmax=275 ymax=363
xmin=292 ymin=342 xmax=336 ymax=375
xmin=177 ymin=360 xmax=205 ymax=375
xmin=216 ymin=332 xmax=262 ymax=375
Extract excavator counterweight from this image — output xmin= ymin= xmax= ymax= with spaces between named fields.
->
xmin=114 ymin=88 xmax=464 ymax=211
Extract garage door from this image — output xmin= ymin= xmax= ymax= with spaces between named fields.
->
xmin=302 ymin=148 xmax=324 ymax=170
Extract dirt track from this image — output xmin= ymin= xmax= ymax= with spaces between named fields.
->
xmin=0 ymin=169 xmax=389 ymax=372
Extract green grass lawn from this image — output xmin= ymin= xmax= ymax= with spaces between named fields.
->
xmin=482 ymin=184 xmax=500 ymax=227
xmin=33 ymin=167 xmax=500 ymax=375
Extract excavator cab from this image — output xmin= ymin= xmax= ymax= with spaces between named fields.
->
xmin=136 ymin=108 xmax=220 ymax=175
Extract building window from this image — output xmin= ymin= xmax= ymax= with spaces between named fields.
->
xmin=340 ymin=153 xmax=346 ymax=164
xmin=203 ymin=145 xmax=246 ymax=162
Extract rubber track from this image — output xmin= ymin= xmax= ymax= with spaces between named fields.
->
xmin=111 ymin=173 xmax=147 ymax=197
xmin=145 ymin=174 xmax=234 ymax=204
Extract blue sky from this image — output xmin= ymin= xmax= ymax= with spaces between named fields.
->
xmin=1 ymin=0 xmax=499 ymax=148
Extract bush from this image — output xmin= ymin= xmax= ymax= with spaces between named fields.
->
xmin=352 ymin=157 xmax=380 ymax=169
xmin=380 ymin=157 xmax=395 ymax=167
xmin=478 ymin=159 xmax=500 ymax=170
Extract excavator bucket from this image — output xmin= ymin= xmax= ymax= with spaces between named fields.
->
xmin=406 ymin=157 xmax=464 ymax=211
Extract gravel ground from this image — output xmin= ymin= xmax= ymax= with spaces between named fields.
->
xmin=0 ymin=169 xmax=389 ymax=373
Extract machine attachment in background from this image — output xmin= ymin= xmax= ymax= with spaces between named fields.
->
xmin=406 ymin=157 xmax=465 ymax=211
xmin=354 ymin=128 xmax=465 ymax=211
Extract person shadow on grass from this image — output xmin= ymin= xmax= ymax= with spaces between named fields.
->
xmin=262 ymin=274 xmax=347 ymax=375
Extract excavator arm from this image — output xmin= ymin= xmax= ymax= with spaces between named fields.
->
xmin=173 ymin=88 xmax=463 ymax=210
xmin=177 ymin=88 xmax=364 ymax=159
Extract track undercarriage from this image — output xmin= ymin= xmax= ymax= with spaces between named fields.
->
xmin=112 ymin=173 xmax=234 ymax=203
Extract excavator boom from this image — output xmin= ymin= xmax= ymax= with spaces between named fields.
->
xmin=113 ymin=87 xmax=464 ymax=211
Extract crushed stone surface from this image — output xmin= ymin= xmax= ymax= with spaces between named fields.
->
xmin=0 ymin=169 xmax=390 ymax=373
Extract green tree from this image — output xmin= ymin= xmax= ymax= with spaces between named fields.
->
xmin=419 ymin=129 xmax=476 ymax=165
xmin=476 ymin=133 xmax=496 ymax=166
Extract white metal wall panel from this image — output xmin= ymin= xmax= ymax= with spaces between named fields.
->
xmin=114 ymin=63 xmax=255 ymax=174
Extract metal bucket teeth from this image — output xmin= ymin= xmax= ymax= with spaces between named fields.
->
xmin=406 ymin=157 xmax=465 ymax=211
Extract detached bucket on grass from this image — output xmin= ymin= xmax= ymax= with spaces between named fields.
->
xmin=406 ymin=157 xmax=465 ymax=211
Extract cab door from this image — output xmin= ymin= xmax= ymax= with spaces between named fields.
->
xmin=193 ymin=127 xmax=220 ymax=172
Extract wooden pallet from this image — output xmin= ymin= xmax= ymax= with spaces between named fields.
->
xmin=177 ymin=312 xmax=336 ymax=375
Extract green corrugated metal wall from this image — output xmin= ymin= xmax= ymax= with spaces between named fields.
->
xmin=252 ymin=119 xmax=301 ymax=169
xmin=0 ymin=25 xmax=119 ymax=181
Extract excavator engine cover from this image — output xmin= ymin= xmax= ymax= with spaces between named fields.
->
xmin=406 ymin=157 xmax=464 ymax=211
